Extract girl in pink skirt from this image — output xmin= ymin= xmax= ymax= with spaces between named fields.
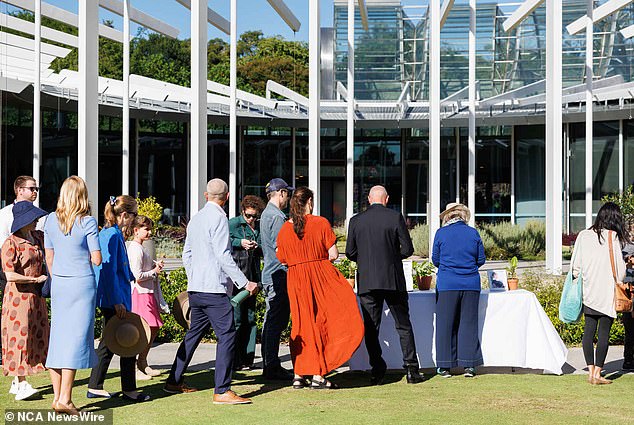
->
xmin=128 ymin=215 xmax=168 ymax=380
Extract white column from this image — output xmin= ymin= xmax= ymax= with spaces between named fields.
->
xmin=78 ymin=1 xmax=99 ymax=216
xmin=619 ymin=119 xmax=624 ymax=193
xmin=511 ymin=125 xmax=516 ymax=224
xmin=346 ymin=0 xmax=355 ymax=224
xmin=309 ymin=0 xmax=321 ymax=214
xmin=229 ymin=0 xmax=237 ymax=218
xmin=190 ymin=0 xmax=208 ymax=215
xmin=545 ymin=0 xmax=563 ymax=273
xmin=33 ymin=0 xmax=41 ymax=206
xmin=585 ymin=0 xmax=593 ymax=229
xmin=122 ymin=0 xmax=130 ymax=195
xmin=429 ymin=0 xmax=441 ymax=254
xmin=455 ymin=128 xmax=460 ymax=204
xmin=468 ymin=0 xmax=476 ymax=227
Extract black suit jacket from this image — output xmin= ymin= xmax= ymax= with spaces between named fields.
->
xmin=345 ymin=204 xmax=414 ymax=294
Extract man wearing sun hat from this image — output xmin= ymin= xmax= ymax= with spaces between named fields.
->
xmin=260 ymin=177 xmax=295 ymax=381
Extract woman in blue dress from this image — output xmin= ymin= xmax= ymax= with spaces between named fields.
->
xmin=87 ymin=195 xmax=150 ymax=402
xmin=44 ymin=176 xmax=102 ymax=416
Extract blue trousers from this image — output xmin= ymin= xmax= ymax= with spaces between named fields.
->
xmin=261 ymin=270 xmax=290 ymax=369
xmin=167 ymin=292 xmax=236 ymax=394
xmin=435 ymin=290 xmax=483 ymax=369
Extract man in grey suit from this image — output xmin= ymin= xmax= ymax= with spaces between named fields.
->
xmin=346 ymin=185 xmax=423 ymax=385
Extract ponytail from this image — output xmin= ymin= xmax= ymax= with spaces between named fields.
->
xmin=289 ymin=187 xmax=313 ymax=240
xmin=104 ymin=194 xmax=138 ymax=238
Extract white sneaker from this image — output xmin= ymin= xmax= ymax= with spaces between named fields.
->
xmin=15 ymin=381 xmax=39 ymax=401
xmin=9 ymin=377 xmax=19 ymax=395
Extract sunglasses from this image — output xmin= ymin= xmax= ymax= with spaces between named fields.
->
xmin=21 ymin=186 xmax=39 ymax=192
xmin=244 ymin=213 xmax=259 ymax=219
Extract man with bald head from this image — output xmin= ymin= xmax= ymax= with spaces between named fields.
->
xmin=165 ymin=178 xmax=259 ymax=404
xmin=346 ymin=185 xmax=422 ymax=385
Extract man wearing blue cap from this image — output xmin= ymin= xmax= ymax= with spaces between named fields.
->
xmin=260 ymin=178 xmax=294 ymax=380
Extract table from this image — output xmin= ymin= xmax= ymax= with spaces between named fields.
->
xmin=349 ymin=289 xmax=568 ymax=375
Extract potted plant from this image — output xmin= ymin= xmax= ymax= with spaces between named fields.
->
xmin=506 ymin=256 xmax=519 ymax=290
xmin=413 ymin=261 xmax=435 ymax=291
xmin=335 ymin=257 xmax=357 ymax=289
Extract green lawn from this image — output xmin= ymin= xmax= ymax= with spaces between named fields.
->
xmin=2 ymin=370 xmax=633 ymax=424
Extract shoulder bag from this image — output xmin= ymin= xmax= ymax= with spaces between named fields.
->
xmin=608 ymin=230 xmax=633 ymax=313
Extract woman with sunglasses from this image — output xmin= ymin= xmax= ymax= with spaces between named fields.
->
xmin=228 ymin=195 xmax=266 ymax=371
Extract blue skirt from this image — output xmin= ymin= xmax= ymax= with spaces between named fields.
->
xmin=46 ymin=274 xmax=98 ymax=369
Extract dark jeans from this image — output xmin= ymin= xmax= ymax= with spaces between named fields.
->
xmin=624 ymin=311 xmax=634 ymax=364
xmin=167 ymin=292 xmax=236 ymax=394
xmin=435 ymin=290 xmax=483 ymax=369
xmin=88 ymin=308 xmax=137 ymax=392
xmin=232 ymin=286 xmax=257 ymax=368
xmin=261 ymin=270 xmax=290 ymax=370
xmin=583 ymin=312 xmax=614 ymax=368
xmin=358 ymin=289 xmax=419 ymax=372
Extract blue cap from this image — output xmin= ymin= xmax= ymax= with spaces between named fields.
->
xmin=11 ymin=201 xmax=47 ymax=234
xmin=265 ymin=178 xmax=295 ymax=194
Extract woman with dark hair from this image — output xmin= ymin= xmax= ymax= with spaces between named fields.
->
xmin=276 ymin=187 xmax=364 ymax=389
xmin=228 ymin=195 xmax=266 ymax=371
xmin=571 ymin=201 xmax=628 ymax=385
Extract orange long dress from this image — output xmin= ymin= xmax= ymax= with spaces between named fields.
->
xmin=276 ymin=214 xmax=364 ymax=376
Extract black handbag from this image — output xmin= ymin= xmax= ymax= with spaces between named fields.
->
xmin=41 ymin=275 xmax=51 ymax=298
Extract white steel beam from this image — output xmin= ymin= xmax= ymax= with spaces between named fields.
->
xmin=309 ymin=0 xmax=320 ymax=214
xmin=546 ymin=0 xmax=563 ymax=273
xmin=621 ymin=23 xmax=634 ymax=38
xmin=99 ymin=0 xmax=179 ymax=38
xmin=502 ymin=0 xmax=543 ymax=32
xmin=78 ymin=0 xmax=99 ymax=217
xmin=174 ymin=0 xmax=230 ymax=35
xmin=207 ymin=80 xmax=277 ymax=109
xmin=266 ymin=80 xmax=309 ymax=107
xmin=2 ymin=0 xmax=125 ymax=42
xmin=0 ymin=31 xmax=71 ymax=58
xmin=429 ymin=0 xmax=441 ymax=252
xmin=0 ymin=12 xmax=78 ymax=47
xmin=122 ymin=0 xmax=130 ymax=195
xmin=567 ymin=0 xmax=633 ymax=35
xmin=358 ymin=0 xmax=368 ymax=31
xmin=346 ymin=0 xmax=355 ymax=225
xmin=468 ymin=0 xmax=476 ymax=226
xmin=267 ymin=0 xmax=301 ymax=32
xmin=33 ymin=0 xmax=41 ymax=205
xmin=190 ymin=0 xmax=208 ymax=214
xmin=440 ymin=0 xmax=455 ymax=28
xmin=229 ymin=0 xmax=237 ymax=217
xmin=585 ymin=0 xmax=593 ymax=229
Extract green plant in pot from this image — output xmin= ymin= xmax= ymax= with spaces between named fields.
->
xmin=413 ymin=261 xmax=435 ymax=291
xmin=335 ymin=257 xmax=357 ymax=289
xmin=506 ymin=256 xmax=519 ymax=290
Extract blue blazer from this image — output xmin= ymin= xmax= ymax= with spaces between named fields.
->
xmin=432 ymin=221 xmax=486 ymax=291
xmin=95 ymin=225 xmax=134 ymax=310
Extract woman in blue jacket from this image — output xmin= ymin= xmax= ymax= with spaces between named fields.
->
xmin=432 ymin=203 xmax=485 ymax=378
xmin=87 ymin=195 xmax=150 ymax=402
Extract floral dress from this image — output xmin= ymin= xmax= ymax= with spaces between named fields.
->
xmin=1 ymin=231 xmax=49 ymax=376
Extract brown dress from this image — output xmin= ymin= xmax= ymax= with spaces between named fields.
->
xmin=1 ymin=231 xmax=49 ymax=376
xmin=276 ymin=215 xmax=364 ymax=376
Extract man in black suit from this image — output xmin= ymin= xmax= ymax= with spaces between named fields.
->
xmin=345 ymin=185 xmax=423 ymax=385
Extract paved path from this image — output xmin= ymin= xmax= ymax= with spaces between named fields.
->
xmin=106 ymin=342 xmax=627 ymax=376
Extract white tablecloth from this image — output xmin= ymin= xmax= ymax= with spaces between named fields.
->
xmin=349 ymin=289 xmax=568 ymax=374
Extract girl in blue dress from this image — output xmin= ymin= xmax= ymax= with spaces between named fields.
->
xmin=87 ymin=195 xmax=150 ymax=402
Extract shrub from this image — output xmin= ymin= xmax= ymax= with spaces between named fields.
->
xmin=333 ymin=225 xmax=347 ymax=253
xmin=334 ymin=257 xmax=357 ymax=278
xmin=137 ymin=195 xmax=163 ymax=227
xmin=154 ymin=235 xmax=184 ymax=259
xmin=479 ymin=221 xmax=545 ymax=260
xmin=410 ymin=224 xmax=429 ymax=257
xmin=602 ymin=185 xmax=634 ymax=226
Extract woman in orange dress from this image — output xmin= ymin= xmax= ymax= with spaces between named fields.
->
xmin=276 ymin=187 xmax=364 ymax=389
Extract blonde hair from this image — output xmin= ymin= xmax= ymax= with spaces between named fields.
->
xmin=56 ymin=176 xmax=91 ymax=235
xmin=104 ymin=195 xmax=138 ymax=238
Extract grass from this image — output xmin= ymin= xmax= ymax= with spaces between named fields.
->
xmin=3 ymin=370 xmax=634 ymax=424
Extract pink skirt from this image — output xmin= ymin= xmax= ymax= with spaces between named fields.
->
xmin=131 ymin=288 xmax=164 ymax=328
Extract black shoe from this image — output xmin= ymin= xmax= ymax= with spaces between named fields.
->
xmin=263 ymin=365 xmax=294 ymax=381
xmin=370 ymin=366 xmax=386 ymax=386
xmin=623 ymin=361 xmax=634 ymax=371
xmin=406 ymin=365 xmax=424 ymax=384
